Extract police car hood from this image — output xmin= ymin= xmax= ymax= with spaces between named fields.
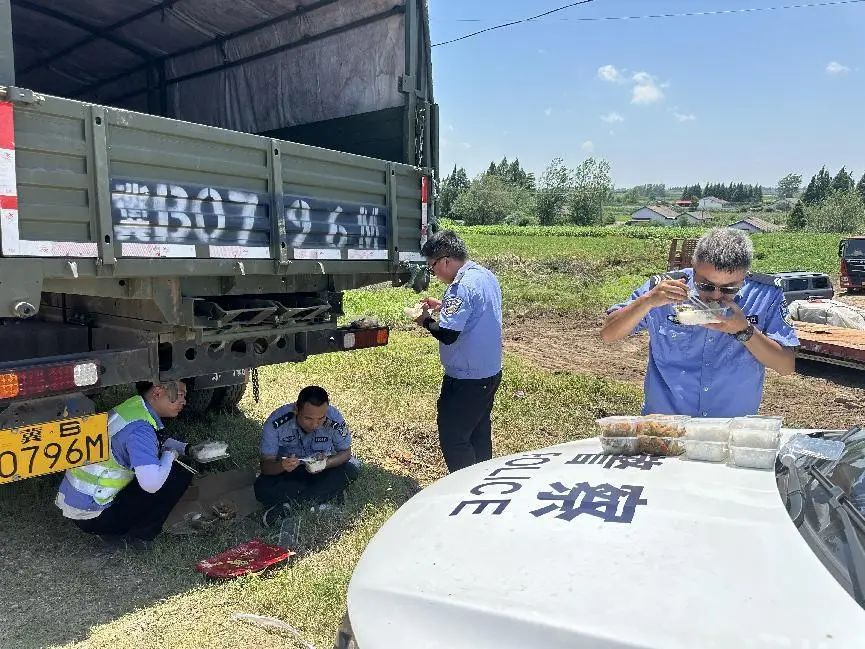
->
xmin=347 ymin=435 xmax=864 ymax=649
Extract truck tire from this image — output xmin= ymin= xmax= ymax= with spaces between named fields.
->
xmin=181 ymin=381 xmax=219 ymax=418
xmin=210 ymin=381 xmax=248 ymax=412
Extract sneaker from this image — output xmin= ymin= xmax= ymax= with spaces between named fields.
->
xmin=310 ymin=503 xmax=335 ymax=513
xmin=262 ymin=503 xmax=290 ymax=527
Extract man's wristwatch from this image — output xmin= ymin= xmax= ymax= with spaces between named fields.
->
xmin=732 ymin=323 xmax=755 ymax=343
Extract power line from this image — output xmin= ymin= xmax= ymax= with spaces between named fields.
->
xmin=432 ymin=0 xmax=865 ymax=47
xmin=432 ymin=0 xmax=596 ymax=48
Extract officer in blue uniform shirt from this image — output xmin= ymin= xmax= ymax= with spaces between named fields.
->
xmin=256 ymin=385 xmax=358 ymax=525
xmin=601 ymin=227 xmax=798 ymax=418
xmin=415 ymin=230 xmax=503 ymax=472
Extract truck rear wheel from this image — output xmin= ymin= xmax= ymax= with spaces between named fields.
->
xmin=210 ymin=381 xmax=248 ymax=412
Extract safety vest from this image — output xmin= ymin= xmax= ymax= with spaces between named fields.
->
xmin=64 ymin=396 xmax=157 ymax=507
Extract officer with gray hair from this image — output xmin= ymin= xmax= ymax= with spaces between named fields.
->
xmin=414 ymin=230 xmax=503 ymax=472
xmin=601 ymin=227 xmax=798 ymax=417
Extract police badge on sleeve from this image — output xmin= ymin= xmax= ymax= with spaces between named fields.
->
xmin=441 ymin=295 xmax=463 ymax=317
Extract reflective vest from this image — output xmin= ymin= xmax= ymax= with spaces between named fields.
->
xmin=64 ymin=396 xmax=157 ymax=507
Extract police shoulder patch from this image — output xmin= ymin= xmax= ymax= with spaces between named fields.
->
xmin=442 ymin=295 xmax=464 ymax=317
xmin=780 ymin=298 xmax=793 ymax=327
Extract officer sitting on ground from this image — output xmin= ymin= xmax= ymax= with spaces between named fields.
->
xmin=601 ymin=227 xmax=798 ymax=418
xmin=256 ymin=385 xmax=358 ymax=526
xmin=55 ymin=380 xmax=218 ymax=547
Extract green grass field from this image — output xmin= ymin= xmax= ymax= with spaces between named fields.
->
xmin=0 ymin=224 xmax=845 ymax=649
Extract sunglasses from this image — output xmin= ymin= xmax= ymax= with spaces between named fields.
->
xmin=427 ymin=257 xmax=448 ymax=271
xmin=694 ymin=280 xmax=742 ymax=295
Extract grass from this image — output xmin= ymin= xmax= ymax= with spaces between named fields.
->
xmin=0 ymin=333 xmax=641 ymax=649
xmin=0 ymin=223 xmax=844 ymax=648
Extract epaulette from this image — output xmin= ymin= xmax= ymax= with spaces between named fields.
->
xmin=648 ymin=270 xmax=688 ymax=289
xmin=272 ymin=411 xmax=295 ymax=429
xmin=747 ymin=272 xmax=783 ymax=288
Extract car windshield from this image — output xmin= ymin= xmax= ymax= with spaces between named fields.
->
xmin=843 ymin=240 xmax=865 ymax=258
xmin=793 ymin=429 xmax=865 ymax=607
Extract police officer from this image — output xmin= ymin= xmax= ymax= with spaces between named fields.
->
xmin=601 ymin=227 xmax=798 ymax=417
xmin=415 ymin=230 xmax=503 ymax=473
xmin=256 ymin=385 xmax=358 ymax=525
xmin=55 ymin=380 xmax=216 ymax=546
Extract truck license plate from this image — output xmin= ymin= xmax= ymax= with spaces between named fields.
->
xmin=0 ymin=413 xmax=109 ymax=484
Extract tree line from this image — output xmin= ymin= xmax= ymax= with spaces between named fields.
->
xmin=439 ymin=156 xmax=613 ymax=227
xmin=783 ymin=166 xmax=865 ymax=233
xmin=679 ymin=182 xmax=763 ymax=204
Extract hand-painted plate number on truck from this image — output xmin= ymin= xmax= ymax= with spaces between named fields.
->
xmin=111 ymin=179 xmax=388 ymax=259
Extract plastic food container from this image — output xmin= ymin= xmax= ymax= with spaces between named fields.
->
xmin=674 ymin=304 xmax=729 ymax=325
xmin=683 ymin=439 xmax=728 ymax=462
xmin=730 ymin=417 xmax=781 ymax=449
xmin=599 ymin=436 xmax=640 ymax=456
xmin=638 ymin=435 xmax=684 ymax=456
xmin=730 ymin=445 xmax=778 ymax=470
xmin=635 ymin=415 xmax=690 ymax=438
xmin=684 ymin=418 xmax=732 ymax=442
xmin=596 ymin=416 xmax=637 ymax=438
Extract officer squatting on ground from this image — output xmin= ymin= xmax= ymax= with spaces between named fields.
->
xmin=601 ymin=227 xmax=799 ymax=418
xmin=54 ymin=381 xmax=225 ymax=547
xmin=414 ymin=230 xmax=504 ymax=473
xmin=256 ymin=385 xmax=359 ymax=526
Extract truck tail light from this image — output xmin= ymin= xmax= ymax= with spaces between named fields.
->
xmin=840 ymin=259 xmax=849 ymax=286
xmin=0 ymin=361 xmax=100 ymax=400
xmin=343 ymin=328 xmax=389 ymax=350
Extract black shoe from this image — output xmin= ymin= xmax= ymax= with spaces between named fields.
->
xmin=262 ymin=503 xmax=290 ymax=527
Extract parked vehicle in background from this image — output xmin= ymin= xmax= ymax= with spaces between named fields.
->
xmin=839 ymin=237 xmax=865 ymax=293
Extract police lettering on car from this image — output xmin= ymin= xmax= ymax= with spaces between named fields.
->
xmin=415 ymin=230 xmax=504 ymax=473
xmin=601 ymin=228 xmax=798 ymax=418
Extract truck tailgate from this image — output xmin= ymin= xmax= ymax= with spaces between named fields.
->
xmin=0 ymin=94 xmax=427 ymax=270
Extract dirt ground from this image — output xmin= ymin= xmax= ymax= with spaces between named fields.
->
xmin=504 ymin=309 xmax=865 ymax=431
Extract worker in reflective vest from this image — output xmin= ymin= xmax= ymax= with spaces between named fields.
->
xmin=55 ymin=380 xmax=214 ymax=546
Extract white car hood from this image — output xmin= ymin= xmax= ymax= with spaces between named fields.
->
xmin=348 ymin=433 xmax=865 ymax=648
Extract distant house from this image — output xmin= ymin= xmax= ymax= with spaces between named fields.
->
xmin=728 ymin=216 xmax=783 ymax=233
xmin=684 ymin=211 xmax=710 ymax=224
xmin=675 ymin=199 xmax=694 ymax=208
xmin=628 ymin=204 xmax=682 ymax=226
xmin=697 ymin=196 xmax=730 ymax=211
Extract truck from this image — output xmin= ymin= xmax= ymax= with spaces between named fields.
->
xmin=0 ymin=0 xmax=437 ymax=484
xmin=839 ymin=236 xmax=865 ymax=292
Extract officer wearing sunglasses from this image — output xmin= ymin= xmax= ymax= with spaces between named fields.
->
xmin=601 ymin=228 xmax=798 ymax=418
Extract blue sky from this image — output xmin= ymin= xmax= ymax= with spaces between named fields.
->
xmin=429 ymin=0 xmax=865 ymax=188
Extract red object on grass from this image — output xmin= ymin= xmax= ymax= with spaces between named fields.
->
xmin=196 ymin=539 xmax=294 ymax=579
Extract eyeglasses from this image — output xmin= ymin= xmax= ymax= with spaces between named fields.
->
xmin=694 ymin=280 xmax=742 ymax=295
xmin=428 ymin=257 xmax=448 ymax=272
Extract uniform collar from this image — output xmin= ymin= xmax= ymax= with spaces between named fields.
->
xmin=143 ymin=399 xmax=164 ymax=430
xmin=451 ymin=260 xmax=475 ymax=285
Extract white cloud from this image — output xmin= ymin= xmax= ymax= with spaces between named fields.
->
xmin=461 ymin=142 xmax=472 ymax=150
xmin=631 ymin=72 xmax=664 ymax=104
xmin=674 ymin=112 xmax=696 ymax=122
xmin=544 ymin=107 xmax=553 ymax=117
xmin=826 ymin=61 xmax=850 ymax=75
xmin=601 ymin=111 xmax=624 ymax=123
xmin=446 ymin=124 xmax=455 ymax=132
xmin=581 ymin=140 xmax=595 ymax=153
xmin=609 ymin=130 xmax=616 ymax=136
xmin=598 ymin=64 xmax=624 ymax=83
